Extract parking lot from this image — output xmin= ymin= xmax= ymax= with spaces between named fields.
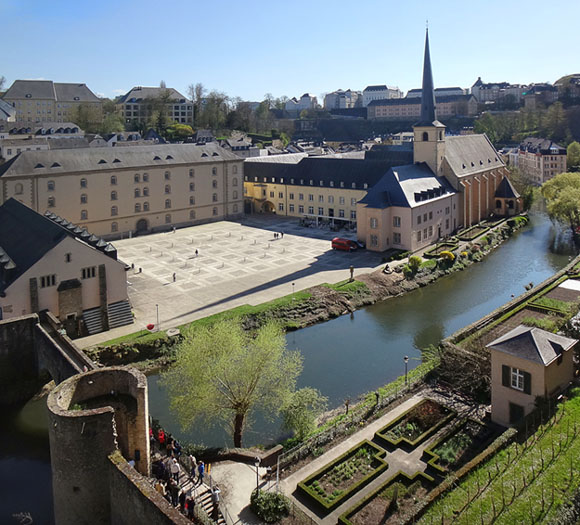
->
xmin=78 ymin=216 xmax=384 ymax=347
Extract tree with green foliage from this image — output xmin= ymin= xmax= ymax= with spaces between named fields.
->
xmin=568 ymin=141 xmax=580 ymax=172
xmin=162 ymin=319 xmax=303 ymax=448
xmin=73 ymin=102 xmax=103 ymax=133
xmin=166 ymin=122 xmax=193 ymax=141
xmin=281 ymin=387 xmax=327 ymax=440
xmin=541 ymin=172 xmax=580 ymax=236
xmin=408 ymin=255 xmax=422 ymax=272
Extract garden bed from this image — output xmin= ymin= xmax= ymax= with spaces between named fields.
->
xmin=423 ymin=243 xmax=459 ymax=259
xmin=375 ymin=399 xmax=455 ymax=449
xmin=339 ymin=471 xmax=433 ymax=525
xmin=457 ymin=225 xmax=490 ymax=242
xmin=424 ymin=419 xmax=494 ymax=474
xmin=297 ymin=440 xmax=388 ymax=511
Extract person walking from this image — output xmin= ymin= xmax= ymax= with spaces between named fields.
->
xmin=195 ymin=249 xmax=198 ymax=257
xmin=169 ymin=478 xmax=179 ymax=507
xmin=170 ymin=457 xmax=181 ymax=482
xmin=197 ymin=461 xmax=205 ymax=486
xmin=188 ymin=454 xmax=197 ymax=482
xmin=186 ymin=495 xmax=195 ymax=520
xmin=179 ymin=489 xmax=186 ymax=512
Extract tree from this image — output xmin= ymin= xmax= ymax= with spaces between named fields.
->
xmin=281 ymin=387 xmax=327 ymax=440
xmin=99 ymin=112 xmax=125 ymax=134
xmin=567 ymin=141 xmax=580 ymax=172
xmin=166 ymin=122 xmax=193 ymax=141
xmin=73 ymin=102 xmax=103 ymax=133
xmin=0 ymin=76 xmax=5 ymax=91
xmin=541 ymin=172 xmax=580 ymax=235
xmin=162 ymin=320 xmax=303 ymax=448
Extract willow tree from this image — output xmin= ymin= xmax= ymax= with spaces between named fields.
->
xmin=541 ymin=172 xmax=580 ymax=236
xmin=162 ymin=320 xmax=302 ymax=448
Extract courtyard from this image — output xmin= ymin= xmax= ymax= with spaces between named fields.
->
xmin=78 ymin=215 xmax=384 ymax=347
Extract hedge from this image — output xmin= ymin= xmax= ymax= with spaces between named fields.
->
xmin=457 ymin=225 xmax=490 ymax=242
xmin=374 ymin=399 xmax=456 ymax=450
xmin=297 ymin=440 xmax=388 ymax=511
xmin=338 ymin=470 xmax=435 ymax=525
xmin=423 ymin=242 xmax=459 ymax=259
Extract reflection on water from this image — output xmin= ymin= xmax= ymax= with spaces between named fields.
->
xmin=148 ymin=213 xmax=576 ymax=448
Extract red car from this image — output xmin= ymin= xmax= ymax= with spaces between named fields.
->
xmin=331 ymin=237 xmax=358 ymax=252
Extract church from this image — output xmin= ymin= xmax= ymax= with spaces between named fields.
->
xmin=357 ymin=29 xmax=521 ymax=252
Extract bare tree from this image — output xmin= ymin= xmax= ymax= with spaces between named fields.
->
xmin=0 ymin=76 xmax=6 ymax=91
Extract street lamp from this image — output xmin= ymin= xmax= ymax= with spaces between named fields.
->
xmin=254 ymin=456 xmax=261 ymax=492
xmin=404 ymin=355 xmax=409 ymax=386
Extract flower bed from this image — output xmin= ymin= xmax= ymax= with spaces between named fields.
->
xmin=338 ymin=471 xmax=434 ymax=525
xmin=423 ymin=242 xmax=459 ymax=259
xmin=423 ymin=419 xmax=494 ymax=474
xmin=297 ymin=440 xmax=388 ymax=511
xmin=375 ymin=399 xmax=455 ymax=449
xmin=457 ymin=224 xmax=490 ymax=241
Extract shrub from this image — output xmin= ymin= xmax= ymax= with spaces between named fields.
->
xmin=408 ymin=255 xmax=422 ymax=272
xmin=250 ymin=489 xmax=291 ymax=523
xmin=439 ymin=250 xmax=455 ymax=262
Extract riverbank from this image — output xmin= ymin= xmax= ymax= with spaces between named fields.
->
xmin=86 ymin=216 xmax=530 ymax=371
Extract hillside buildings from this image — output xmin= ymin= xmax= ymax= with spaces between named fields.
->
xmin=2 ymin=80 xmax=102 ymax=123
xmin=0 ymin=143 xmax=244 ymax=238
xmin=367 ymin=93 xmax=477 ymax=120
xmin=0 ymin=198 xmax=131 ymax=336
xmin=324 ymin=89 xmax=362 ymax=110
xmin=470 ymin=78 xmax=527 ymax=105
xmin=362 ymin=85 xmax=402 ymax=107
xmin=285 ymin=94 xmax=319 ymax=113
xmin=508 ymin=137 xmax=567 ymax=184
xmin=116 ymin=86 xmax=193 ymax=127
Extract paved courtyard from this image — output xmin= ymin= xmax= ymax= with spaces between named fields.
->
xmin=78 ymin=216 xmax=383 ymax=347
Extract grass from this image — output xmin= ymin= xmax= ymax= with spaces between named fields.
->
xmin=521 ymin=315 xmax=564 ymax=333
xmin=322 ymin=280 xmax=370 ymax=294
xmin=417 ymin=388 xmax=580 ymax=524
xmin=531 ymin=296 xmax=576 ymax=314
xmin=420 ymin=259 xmax=438 ymax=271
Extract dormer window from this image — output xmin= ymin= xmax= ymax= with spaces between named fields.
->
xmin=340 ymin=182 xmax=344 ymax=188
xmin=51 ymin=162 xmax=61 ymax=168
xmin=309 ymin=180 xmax=313 ymax=185
xmin=166 ymin=155 xmax=173 ymax=160
xmin=319 ymin=181 xmax=323 ymax=186
xmin=352 ymin=183 xmax=356 ymax=188
xmin=330 ymin=181 xmax=334 ymax=187
xmin=154 ymin=155 xmax=161 ymax=160
xmin=98 ymin=159 xmax=107 ymax=164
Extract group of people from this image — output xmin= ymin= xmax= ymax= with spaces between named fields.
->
xmin=273 ymin=231 xmax=284 ymax=239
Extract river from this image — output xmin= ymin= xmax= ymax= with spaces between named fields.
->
xmin=2 ymin=212 xmax=576 ymax=522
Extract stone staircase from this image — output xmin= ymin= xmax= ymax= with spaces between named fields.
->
xmin=180 ymin=477 xmax=226 ymax=525
xmin=107 ymin=300 xmax=133 ymax=329
xmin=82 ymin=307 xmax=103 ymax=335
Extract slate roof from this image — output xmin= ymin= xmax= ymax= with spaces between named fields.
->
xmin=519 ymin=137 xmax=566 ymax=155
xmin=0 ymin=199 xmax=116 ymax=293
xmin=444 ymin=135 xmax=504 ymax=177
xmin=0 ymin=99 xmax=16 ymax=120
xmin=364 ymin=85 xmax=389 ymax=92
xmin=53 ymin=83 xmax=101 ymax=103
xmin=359 ymin=163 xmax=456 ymax=209
xmin=0 ymin=122 xmax=82 ymax=135
xmin=2 ymin=80 xmax=100 ymax=102
xmin=117 ymin=86 xmax=189 ymax=104
xmin=0 ymin=143 xmax=241 ymax=178
xmin=494 ymin=176 xmax=520 ymax=199
xmin=487 ymin=325 xmax=577 ymax=366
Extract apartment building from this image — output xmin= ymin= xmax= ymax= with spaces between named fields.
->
xmin=116 ymin=86 xmax=193 ymax=127
xmin=285 ymin=94 xmax=319 ymax=112
xmin=0 ymin=143 xmax=244 ymax=238
xmin=2 ymin=80 xmax=102 ymax=123
xmin=323 ymin=89 xmax=362 ymax=109
xmin=470 ymin=77 xmax=527 ymax=105
xmin=367 ymin=94 xmax=477 ymax=120
xmin=510 ymin=137 xmax=567 ymax=184
xmin=362 ymin=85 xmax=402 ymax=107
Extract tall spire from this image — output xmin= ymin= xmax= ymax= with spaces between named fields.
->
xmin=420 ymin=28 xmax=437 ymax=124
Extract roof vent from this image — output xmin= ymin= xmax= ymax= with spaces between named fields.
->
xmin=201 ymin=152 xmax=208 ymax=157
xmin=98 ymin=159 xmax=107 ymax=164
xmin=462 ymin=163 xmax=466 ymax=169
xmin=34 ymin=163 xmax=45 ymax=169
xmin=154 ymin=155 xmax=161 ymax=160
xmin=113 ymin=158 xmax=121 ymax=163
xmin=74 ymin=96 xmax=80 ymax=101
xmin=212 ymin=152 xmax=219 ymax=157
xmin=166 ymin=155 xmax=173 ymax=160
xmin=480 ymin=160 xmax=483 ymax=165
xmin=471 ymin=162 xmax=475 ymax=167
xmin=51 ymin=162 xmax=61 ymax=168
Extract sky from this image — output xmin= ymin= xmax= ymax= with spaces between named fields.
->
xmin=2 ymin=0 xmax=579 ymax=102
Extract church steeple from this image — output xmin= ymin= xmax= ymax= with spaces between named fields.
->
xmin=420 ymin=27 xmax=437 ymax=125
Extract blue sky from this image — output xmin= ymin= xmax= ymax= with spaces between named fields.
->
xmin=2 ymin=0 xmax=579 ymax=101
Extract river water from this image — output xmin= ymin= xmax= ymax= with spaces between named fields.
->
xmin=2 ymin=212 xmax=576 ymax=522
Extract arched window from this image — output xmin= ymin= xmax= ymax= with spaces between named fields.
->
xmin=80 ymin=178 xmax=87 ymax=188
xmin=233 ymin=190 xmax=238 ymax=199
xmin=81 ymin=210 xmax=88 ymax=220
xmin=212 ymin=167 xmax=217 ymax=176
xmin=233 ymin=203 xmax=238 ymax=213
xmin=48 ymin=196 xmax=55 ymax=208
xmin=212 ymin=207 xmax=218 ymax=216
xmin=143 ymin=202 xmax=150 ymax=211
xmin=47 ymin=180 xmax=55 ymax=191
xmin=212 ymin=193 xmax=218 ymax=202
xmin=232 ymin=178 xmax=238 ymax=187
xmin=143 ymin=172 xmax=149 ymax=182
xmin=165 ymin=214 xmax=171 ymax=224
xmin=135 ymin=203 xmax=141 ymax=213
xmin=164 ymin=171 xmax=171 ymax=180
xmin=165 ymin=199 xmax=171 ymax=209
xmin=232 ymin=165 xmax=238 ymax=174
xmin=134 ymin=173 xmax=140 ymax=183
xmin=189 ymin=182 xmax=195 ymax=191
xmin=438 ymin=131 xmax=443 ymax=140
xmin=80 ymin=193 xmax=87 ymax=204
xmin=507 ymin=200 xmax=514 ymax=209
xmin=422 ymin=132 xmax=429 ymax=142
xmin=111 ymin=222 xmax=118 ymax=232
xmin=110 ymin=175 xmax=117 ymax=185
xmin=111 ymin=206 xmax=118 ymax=216
xmin=189 ymin=210 xmax=196 ymax=219
xmin=212 ymin=179 xmax=218 ymax=189
xmin=189 ymin=196 xmax=195 ymax=205
xmin=495 ymin=200 xmax=502 ymax=209
xmin=165 ymin=184 xmax=171 ymax=194
xmin=134 ymin=188 xmax=141 ymax=198
xmin=111 ymin=191 xmax=117 ymax=201
xmin=143 ymin=187 xmax=149 ymax=196
xmin=189 ymin=168 xmax=195 ymax=178
xmin=14 ymin=183 xmax=23 ymax=195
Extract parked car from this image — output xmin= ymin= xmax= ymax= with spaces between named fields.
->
xmin=331 ymin=237 xmax=358 ymax=252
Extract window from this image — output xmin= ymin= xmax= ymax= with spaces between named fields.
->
xmin=233 ymin=190 xmax=238 ymax=199
xmin=81 ymin=266 xmax=96 ymax=280
xmin=350 ymin=210 xmax=356 ymax=219
xmin=212 ymin=180 xmax=218 ymax=189
xmin=318 ymin=195 xmax=324 ymax=203
xmin=299 ymin=205 xmax=304 ymax=213
xmin=165 ymin=214 xmax=171 ymax=224
xmin=164 ymin=171 xmax=171 ymax=180
xmin=134 ymin=173 xmax=140 ymax=183
xmin=111 ymin=222 xmax=118 ymax=232
xmin=212 ymin=193 xmax=218 ymax=202
xmin=299 ymin=193 xmax=304 ymax=201
xmin=14 ymin=183 xmax=23 ymax=195
xmin=269 ymin=191 xmax=274 ymax=198
xmin=445 ymin=206 xmax=450 ymax=215
xmin=339 ymin=209 xmax=345 ymax=218
xmin=422 ymin=132 xmax=428 ymax=141
xmin=111 ymin=206 xmax=118 ymax=216
xmin=189 ymin=210 xmax=196 ymax=219
xmin=428 ymin=225 xmax=433 ymax=237
xmin=135 ymin=203 xmax=141 ymax=213
xmin=289 ymin=193 xmax=294 ymax=200
xmin=308 ymin=206 xmax=314 ymax=214
xmin=212 ymin=207 xmax=218 ymax=216
xmin=81 ymin=210 xmax=88 ymax=220
xmin=318 ymin=207 xmax=324 ymax=215
xmin=309 ymin=194 xmax=314 ymax=201
xmin=48 ymin=196 xmax=55 ymax=208
xmin=165 ymin=199 xmax=171 ymax=209
xmin=423 ymin=213 xmax=427 ymax=222
xmin=111 ymin=191 xmax=117 ymax=201
xmin=351 ymin=198 xmax=356 ymax=206
xmin=417 ymin=231 xmax=422 ymax=242
xmin=289 ymin=204 xmax=295 ymax=212
xmin=370 ymin=235 xmax=378 ymax=247
xmin=143 ymin=202 xmax=149 ymax=211
xmin=80 ymin=178 xmax=87 ymax=188
xmin=370 ymin=218 xmax=378 ymax=229
xmin=423 ymin=228 xmax=427 ymax=238
xmin=212 ymin=167 xmax=217 ymax=176
xmin=394 ymin=232 xmax=401 ymax=244
xmin=189 ymin=168 xmax=195 ymax=178
xmin=65 ymin=253 xmax=72 ymax=263
xmin=233 ymin=178 xmax=238 ymax=186
xmin=429 ymin=211 xmax=433 ymax=220
xmin=165 ymin=185 xmax=171 ymax=194
xmin=279 ymin=203 xmax=284 ymax=211
xmin=232 ymin=165 xmax=238 ymax=174
xmin=393 ymin=216 xmax=401 ymax=227
xmin=445 ymin=218 xmax=450 ymax=229
xmin=328 ymin=196 xmax=334 ymax=204
xmin=40 ymin=274 xmax=56 ymax=288
xmin=79 ymin=193 xmax=87 ymax=204
xmin=47 ymin=180 xmax=55 ymax=191
xmin=143 ymin=173 xmax=149 ymax=182
xmin=339 ymin=196 xmax=345 ymax=205
xmin=507 ymin=367 xmax=528 ymax=392
xmin=279 ymin=192 xmax=284 ymax=199
xmin=143 ymin=187 xmax=149 ymax=197
xmin=189 ymin=196 xmax=195 ymax=205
